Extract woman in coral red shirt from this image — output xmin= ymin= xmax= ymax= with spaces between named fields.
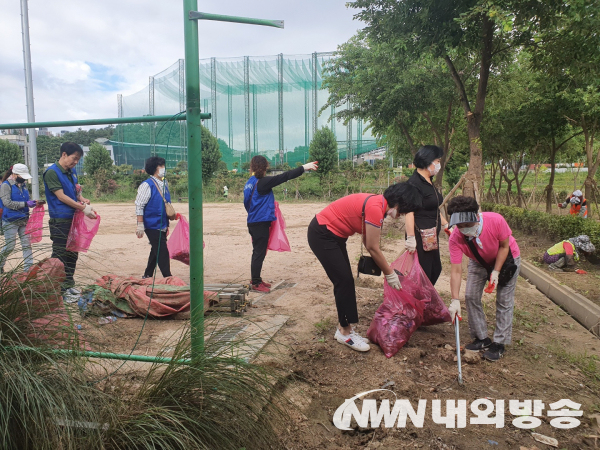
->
xmin=307 ymin=182 xmax=422 ymax=352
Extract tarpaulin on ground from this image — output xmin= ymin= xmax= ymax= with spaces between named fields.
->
xmin=94 ymin=275 xmax=214 ymax=319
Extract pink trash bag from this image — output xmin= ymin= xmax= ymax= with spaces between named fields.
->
xmin=367 ymin=278 xmax=424 ymax=358
xmin=66 ymin=210 xmax=101 ymax=252
xmin=392 ymin=252 xmax=452 ymax=326
xmin=167 ymin=215 xmax=190 ymax=265
xmin=25 ymin=204 xmax=45 ymax=243
xmin=267 ymin=201 xmax=291 ymax=252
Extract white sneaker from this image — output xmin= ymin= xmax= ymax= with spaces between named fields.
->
xmin=334 ymin=329 xmax=370 ymax=352
xmin=67 ymin=287 xmax=81 ymax=296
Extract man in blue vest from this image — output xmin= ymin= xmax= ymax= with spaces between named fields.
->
xmin=43 ymin=142 xmax=97 ymax=294
xmin=135 ymin=156 xmax=174 ymax=278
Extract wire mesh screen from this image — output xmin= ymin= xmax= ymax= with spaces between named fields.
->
xmin=112 ymin=53 xmax=378 ymax=170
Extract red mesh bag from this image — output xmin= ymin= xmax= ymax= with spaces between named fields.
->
xmin=392 ymin=252 xmax=451 ymax=326
xmin=367 ymin=279 xmax=424 ymax=358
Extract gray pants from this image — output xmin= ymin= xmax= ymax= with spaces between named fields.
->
xmin=0 ymin=220 xmax=33 ymax=271
xmin=464 ymin=256 xmax=521 ymax=345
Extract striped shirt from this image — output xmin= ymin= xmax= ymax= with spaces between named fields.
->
xmin=135 ymin=176 xmax=167 ymax=216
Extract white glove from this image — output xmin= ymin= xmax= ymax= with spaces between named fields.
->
xmin=448 ymin=299 xmax=461 ymax=324
xmin=136 ymin=222 xmax=145 ymax=239
xmin=83 ymin=204 xmax=97 ymax=219
xmin=490 ymin=270 xmax=500 ymax=287
xmin=302 ymin=161 xmax=318 ymax=172
xmin=405 ymin=235 xmax=417 ymax=253
xmin=385 ymin=271 xmax=401 ymax=290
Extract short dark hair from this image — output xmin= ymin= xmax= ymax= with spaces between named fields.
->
xmin=250 ymin=155 xmax=269 ymax=179
xmin=447 ymin=195 xmax=479 ymax=215
xmin=383 ymin=182 xmax=423 ymax=214
xmin=413 ymin=145 xmax=444 ymax=169
xmin=60 ymin=142 xmax=84 ymax=158
xmin=145 ymin=156 xmax=166 ymax=176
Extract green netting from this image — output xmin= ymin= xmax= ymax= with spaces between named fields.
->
xmin=114 ymin=53 xmax=378 ymax=170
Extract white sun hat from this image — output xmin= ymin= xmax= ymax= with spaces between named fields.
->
xmin=12 ymin=163 xmax=32 ymax=179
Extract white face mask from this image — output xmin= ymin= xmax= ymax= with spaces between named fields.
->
xmin=386 ymin=207 xmax=399 ymax=219
xmin=429 ymin=162 xmax=441 ymax=176
xmin=459 ymin=225 xmax=479 ymax=237
xmin=158 ymin=167 xmax=166 ymax=177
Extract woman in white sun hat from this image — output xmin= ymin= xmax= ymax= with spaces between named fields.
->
xmin=0 ymin=164 xmax=38 ymax=273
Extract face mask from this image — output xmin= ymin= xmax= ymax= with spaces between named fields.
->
xmin=158 ymin=168 xmax=166 ymax=178
xmin=15 ymin=176 xmax=25 ymax=184
xmin=459 ymin=225 xmax=479 ymax=237
xmin=386 ymin=208 xmax=399 ymax=219
xmin=429 ymin=162 xmax=441 ymax=176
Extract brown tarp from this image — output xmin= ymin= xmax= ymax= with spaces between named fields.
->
xmin=95 ymin=275 xmax=213 ymax=318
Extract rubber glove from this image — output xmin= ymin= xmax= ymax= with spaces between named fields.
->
xmin=385 ymin=271 xmax=401 ymax=290
xmin=136 ymin=222 xmax=145 ymax=239
xmin=443 ymin=223 xmax=451 ymax=237
xmin=83 ymin=204 xmax=97 ymax=219
xmin=26 ymin=200 xmax=37 ymax=208
xmin=448 ymin=299 xmax=462 ymax=324
xmin=405 ymin=235 xmax=417 ymax=253
xmin=490 ymin=270 xmax=500 ymax=288
xmin=302 ymin=161 xmax=318 ymax=171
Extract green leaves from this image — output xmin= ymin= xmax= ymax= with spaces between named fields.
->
xmin=83 ymin=142 xmax=113 ymax=177
xmin=309 ymin=127 xmax=338 ymax=176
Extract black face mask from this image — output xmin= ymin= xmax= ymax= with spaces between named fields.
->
xmin=16 ymin=177 xmax=25 ymax=184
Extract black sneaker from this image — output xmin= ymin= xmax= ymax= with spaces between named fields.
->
xmin=483 ymin=343 xmax=505 ymax=361
xmin=465 ymin=337 xmax=492 ymax=351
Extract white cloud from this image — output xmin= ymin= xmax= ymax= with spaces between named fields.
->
xmin=0 ymin=0 xmax=363 ymax=129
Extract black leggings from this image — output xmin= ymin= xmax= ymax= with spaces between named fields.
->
xmin=144 ymin=229 xmax=172 ymax=278
xmin=49 ymin=219 xmax=78 ymax=290
xmin=414 ymin=230 xmax=442 ymax=286
xmin=248 ymin=221 xmax=272 ymax=285
xmin=307 ymin=217 xmax=358 ymax=327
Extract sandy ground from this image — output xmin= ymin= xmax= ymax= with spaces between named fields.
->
xmin=7 ymin=201 xmax=600 ymax=449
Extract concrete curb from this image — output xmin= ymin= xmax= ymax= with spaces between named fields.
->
xmin=519 ymin=261 xmax=600 ymax=337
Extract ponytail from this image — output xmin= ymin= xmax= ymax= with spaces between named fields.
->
xmin=1 ymin=166 xmax=13 ymax=184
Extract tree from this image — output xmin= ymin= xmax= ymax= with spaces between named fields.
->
xmin=84 ymin=142 xmax=113 ymax=177
xmin=309 ymin=127 xmax=337 ymax=176
xmin=350 ymin=0 xmax=566 ymax=196
xmin=0 ymin=140 xmax=24 ymax=175
xmin=200 ymin=125 xmax=221 ymax=183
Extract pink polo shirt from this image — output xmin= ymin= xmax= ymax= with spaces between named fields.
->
xmin=449 ymin=212 xmax=520 ymax=265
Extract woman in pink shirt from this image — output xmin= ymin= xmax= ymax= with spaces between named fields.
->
xmin=447 ymin=196 xmax=520 ymax=361
xmin=307 ymin=182 xmax=422 ymax=352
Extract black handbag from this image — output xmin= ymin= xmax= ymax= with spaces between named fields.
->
xmin=357 ymin=195 xmax=382 ymax=277
xmin=465 ymin=237 xmax=518 ymax=287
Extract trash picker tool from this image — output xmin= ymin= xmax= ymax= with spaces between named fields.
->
xmin=454 ymin=317 xmax=464 ymax=385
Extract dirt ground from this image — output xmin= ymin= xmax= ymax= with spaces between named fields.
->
xmin=9 ymin=202 xmax=600 ymax=449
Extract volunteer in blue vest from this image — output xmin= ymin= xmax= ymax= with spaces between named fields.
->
xmin=43 ymin=142 xmax=97 ymax=294
xmin=244 ymin=155 xmax=318 ymax=293
xmin=0 ymin=164 xmax=37 ymax=273
xmin=135 ymin=156 xmax=177 ymax=279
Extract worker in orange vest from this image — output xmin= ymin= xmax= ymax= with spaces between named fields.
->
xmin=558 ymin=189 xmax=588 ymax=218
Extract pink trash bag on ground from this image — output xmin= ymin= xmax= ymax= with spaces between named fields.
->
xmin=66 ymin=210 xmax=101 ymax=252
xmin=392 ymin=252 xmax=452 ymax=326
xmin=267 ymin=201 xmax=291 ymax=252
xmin=367 ymin=278 xmax=424 ymax=358
xmin=25 ymin=204 xmax=45 ymax=243
xmin=168 ymin=215 xmax=190 ymax=265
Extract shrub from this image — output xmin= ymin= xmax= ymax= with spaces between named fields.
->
xmin=481 ymin=202 xmax=600 ymax=250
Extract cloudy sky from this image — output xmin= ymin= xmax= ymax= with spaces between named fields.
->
xmin=0 ymin=1 xmax=363 ymax=131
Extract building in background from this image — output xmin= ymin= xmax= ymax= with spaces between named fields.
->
xmin=0 ymin=134 xmax=29 ymax=160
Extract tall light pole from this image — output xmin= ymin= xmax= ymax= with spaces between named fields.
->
xmin=20 ymin=0 xmax=39 ymax=199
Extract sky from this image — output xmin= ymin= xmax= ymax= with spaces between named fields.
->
xmin=0 ymin=0 xmax=364 ymax=131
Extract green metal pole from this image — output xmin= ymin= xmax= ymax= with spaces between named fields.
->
xmin=184 ymin=0 xmax=204 ymax=358
xmin=189 ymin=11 xmax=284 ymax=28
xmin=0 ymin=114 xmax=212 ymax=130
xmin=9 ymin=346 xmax=190 ymax=364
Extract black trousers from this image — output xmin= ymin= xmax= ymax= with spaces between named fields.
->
xmin=248 ymin=221 xmax=271 ymax=285
xmin=144 ymin=229 xmax=172 ymax=278
xmin=307 ymin=217 xmax=358 ymax=327
xmin=414 ymin=230 xmax=442 ymax=286
xmin=49 ymin=219 xmax=78 ymax=290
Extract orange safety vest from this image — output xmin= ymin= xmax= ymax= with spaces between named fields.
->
xmin=569 ymin=196 xmax=588 ymax=217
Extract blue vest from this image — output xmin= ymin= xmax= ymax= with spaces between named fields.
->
xmin=44 ymin=164 xmax=78 ymax=219
xmin=244 ymin=176 xmax=275 ymax=223
xmin=2 ymin=181 xmax=30 ymax=222
xmin=143 ymin=178 xmax=171 ymax=230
